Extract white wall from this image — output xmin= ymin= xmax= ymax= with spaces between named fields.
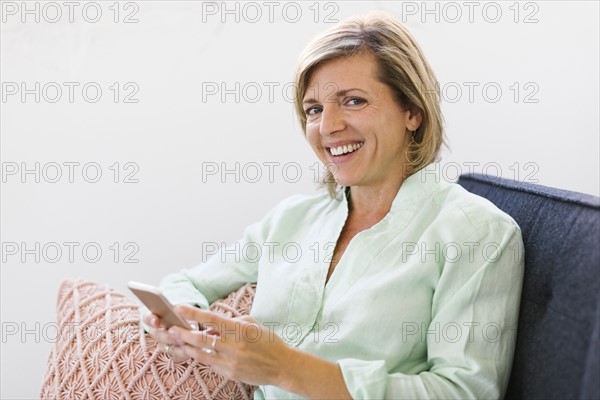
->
xmin=1 ymin=1 xmax=598 ymax=397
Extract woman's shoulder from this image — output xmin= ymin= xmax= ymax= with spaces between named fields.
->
xmin=431 ymin=179 xmax=521 ymax=235
xmin=404 ymin=166 xmax=519 ymax=234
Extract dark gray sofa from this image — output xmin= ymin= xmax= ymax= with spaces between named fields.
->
xmin=458 ymin=173 xmax=600 ymax=400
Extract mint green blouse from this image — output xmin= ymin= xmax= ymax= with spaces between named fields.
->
xmin=158 ymin=165 xmax=524 ymax=399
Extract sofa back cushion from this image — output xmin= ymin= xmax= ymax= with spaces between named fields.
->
xmin=458 ymin=173 xmax=600 ymax=400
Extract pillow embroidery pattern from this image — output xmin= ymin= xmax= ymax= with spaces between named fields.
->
xmin=40 ymin=279 xmax=257 ymax=399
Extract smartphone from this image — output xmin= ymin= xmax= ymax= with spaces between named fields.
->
xmin=128 ymin=281 xmax=192 ymax=330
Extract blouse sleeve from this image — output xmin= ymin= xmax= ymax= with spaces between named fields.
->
xmin=337 ymin=220 xmax=525 ymax=399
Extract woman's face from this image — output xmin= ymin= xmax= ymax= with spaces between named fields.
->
xmin=303 ymin=51 xmax=421 ymax=190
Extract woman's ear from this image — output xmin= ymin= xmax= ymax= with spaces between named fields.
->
xmin=407 ymin=108 xmax=423 ymax=132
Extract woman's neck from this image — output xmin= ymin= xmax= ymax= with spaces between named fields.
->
xmin=347 ymin=173 xmax=408 ymax=220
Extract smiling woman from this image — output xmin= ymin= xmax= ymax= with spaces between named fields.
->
xmin=304 ymin=52 xmax=421 ymax=191
xmin=301 ymin=51 xmax=427 ymax=283
xmin=40 ymin=11 xmax=525 ymax=400
xmin=140 ymin=12 xmax=525 ymax=400
xmin=295 ymin=14 xmax=444 ymax=198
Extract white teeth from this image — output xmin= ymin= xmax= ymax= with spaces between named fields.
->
xmin=329 ymin=142 xmax=363 ymax=156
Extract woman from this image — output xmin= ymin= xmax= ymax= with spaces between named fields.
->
xmin=145 ymin=12 xmax=524 ymax=399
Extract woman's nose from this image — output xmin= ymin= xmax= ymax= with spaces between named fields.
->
xmin=319 ymin=106 xmax=345 ymax=136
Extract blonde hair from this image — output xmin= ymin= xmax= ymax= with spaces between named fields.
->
xmin=294 ymin=12 xmax=445 ymax=197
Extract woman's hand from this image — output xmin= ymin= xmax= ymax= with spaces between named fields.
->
xmin=146 ymin=305 xmax=351 ymax=397
xmin=166 ymin=305 xmax=292 ymax=386
xmin=143 ymin=312 xmax=193 ymax=363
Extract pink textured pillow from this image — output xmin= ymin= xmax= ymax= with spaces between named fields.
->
xmin=40 ymin=279 xmax=256 ymax=399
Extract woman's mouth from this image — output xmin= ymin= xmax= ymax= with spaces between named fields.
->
xmin=328 ymin=142 xmax=364 ymax=157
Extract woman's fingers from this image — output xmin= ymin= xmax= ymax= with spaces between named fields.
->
xmin=173 ymin=307 xmax=258 ymax=354
xmin=175 ymin=304 xmax=238 ymax=333
xmin=143 ymin=312 xmax=195 ymax=362
xmin=169 ymin=327 xmax=222 ymax=354
xmin=145 ymin=312 xmax=187 ymax=347
xmin=149 ymin=326 xmax=171 ymax=345
xmin=164 ymin=343 xmax=192 ymax=362
xmin=143 ymin=312 xmax=161 ymax=328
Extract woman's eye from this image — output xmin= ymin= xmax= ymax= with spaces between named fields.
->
xmin=346 ymin=97 xmax=366 ymax=106
xmin=305 ymin=106 xmax=322 ymax=116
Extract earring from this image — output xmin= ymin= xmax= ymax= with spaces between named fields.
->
xmin=405 ymin=130 xmax=417 ymax=164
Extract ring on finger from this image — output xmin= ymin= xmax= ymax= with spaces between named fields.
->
xmin=201 ymin=334 xmax=219 ymax=355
